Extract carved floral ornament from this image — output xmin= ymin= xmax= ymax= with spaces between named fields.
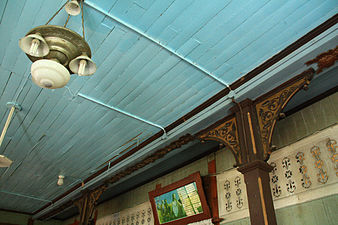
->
xmin=109 ymin=134 xmax=195 ymax=184
xmin=198 ymin=117 xmax=242 ymax=165
xmin=255 ymin=69 xmax=314 ymax=158
xmin=306 ymin=46 xmax=338 ymax=74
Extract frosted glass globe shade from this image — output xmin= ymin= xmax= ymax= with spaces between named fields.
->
xmin=31 ymin=59 xmax=70 ymax=89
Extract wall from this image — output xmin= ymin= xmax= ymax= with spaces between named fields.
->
xmin=272 ymin=92 xmax=338 ymax=149
xmin=0 ymin=210 xmax=61 ymax=225
xmin=219 ymin=92 xmax=338 ymax=225
xmin=221 ymin=194 xmax=337 ymax=225
xmin=62 ymin=92 xmax=337 ymax=225
xmin=63 ymin=155 xmax=213 ymax=225
xmin=218 ymin=124 xmax=338 ymax=225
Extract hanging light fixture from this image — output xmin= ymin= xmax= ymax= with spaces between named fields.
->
xmin=19 ymin=0 xmax=96 ymax=89
xmin=57 ymin=175 xmax=65 ymax=186
xmin=0 ymin=102 xmax=22 ymax=168
xmin=65 ymin=0 xmax=81 ymax=16
xmin=0 ymin=155 xmax=12 ymax=168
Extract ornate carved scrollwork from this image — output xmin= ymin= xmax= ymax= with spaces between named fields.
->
xmin=306 ymin=46 xmax=338 ymax=73
xmin=198 ymin=117 xmax=242 ymax=165
xmin=74 ymin=185 xmax=107 ymax=225
xmin=108 ymin=134 xmax=195 ymax=184
xmin=255 ymin=69 xmax=314 ymax=158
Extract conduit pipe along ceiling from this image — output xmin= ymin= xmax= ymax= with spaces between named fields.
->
xmin=19 ymin=0 xmax=96 ymax=89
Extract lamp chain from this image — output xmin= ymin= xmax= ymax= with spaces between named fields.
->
xmin=45 ymin=0 xmax=85 ymax=39
xmin=81 ymin=0 xmax=86 ymax=40
xmin=64 ymin=14 xmax=70 ymax=27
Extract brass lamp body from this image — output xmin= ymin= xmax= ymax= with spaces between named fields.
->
xmin=25 ymin=25 xmax=91 ymax=74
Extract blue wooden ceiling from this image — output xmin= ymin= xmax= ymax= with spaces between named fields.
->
xmin=0 ymin=0 xmax=336 ymax=214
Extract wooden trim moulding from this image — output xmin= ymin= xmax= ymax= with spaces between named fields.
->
xmin=37 ymin=134 xmax=196 ymax=220
xmin=0 ymin=208 xmax=33 ymax=216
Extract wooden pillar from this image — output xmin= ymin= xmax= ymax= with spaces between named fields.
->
xmin=73 ymin=185 xmax=106 ymax=225
xmin=207 ymin=159 xmax=223 ymax=225
xmin=198 ymin=69 xmax=315 ymax=225
xmin=238 ymin=161 xmax=276 ymax=225
xmin=231 ymin=99 xmax=277 ymax=225
xmin=27 ymin=218 xmax=34 ymax=225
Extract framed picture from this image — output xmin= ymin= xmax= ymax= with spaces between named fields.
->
xmin=148 ymin=172 xmax=211 ymax=225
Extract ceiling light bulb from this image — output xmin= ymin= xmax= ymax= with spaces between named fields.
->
xmin=57 ymin=175 xmax=64 ymax=186
xmin=78 ymin=59 xmax=87 ymax=76
xmin=19 ymin=33 xmax=49 ymax=57
xmin=65 ymin=0 xmax=81 ymax=16
xmin=29 ymin=39 xmax=40 ymax=56
xmin=69 ymin=54 xmax=96 ymax=76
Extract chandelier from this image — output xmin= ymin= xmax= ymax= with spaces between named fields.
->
xmin=19 ymin=0 xmax=96 ymax=89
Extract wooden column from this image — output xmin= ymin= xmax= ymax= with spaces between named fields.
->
xmin=207 ymin=159 xmax=223 ymax=225
xmin=198 ymin=69 xmax=315 ymax=225
xmin=231 ymin=99 xmax=277 ymax=225
xmin=27 ymin=218 xmax=34 ymax=225
xmin=238 ymin=161 xmax=276 ymax=225
xmin=73 ymin=185 xmax=107 ymax=225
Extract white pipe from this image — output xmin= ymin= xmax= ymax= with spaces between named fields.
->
xmin=77 ymin=93 xmax=167 ymax=137
xmin=0 ymin=190 xmax=52 ymax=203
xmin=84 ymin=1 xmax=231 ymax=89
xmin=0 ymin=106 xmax=16 ymax=147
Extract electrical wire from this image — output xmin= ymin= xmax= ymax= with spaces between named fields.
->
xmin=81 ymin=0 xmax=85 ymax=39
xmin=64 ymin=14 xmax=70 ymax=27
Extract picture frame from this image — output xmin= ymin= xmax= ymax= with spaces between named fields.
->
xmin=148 ymin=172 xmax=211 ymax=225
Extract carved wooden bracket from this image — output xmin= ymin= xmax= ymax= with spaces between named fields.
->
xmin=197 ymin=116 xmax=242 ymax=165
xmin=197 ymin=68 xmax=315 ymax=166
xmin=254 ymin=68 xmax=315 ymax=159
xmin=73 ymin=185 xmax=107 ymax=225
xmin=306 ymin=46 xmax=338 ymax=73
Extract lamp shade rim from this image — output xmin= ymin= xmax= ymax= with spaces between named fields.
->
xmin=19 ymin=33 xmax=50 ymax=57
xmin=69 ymin=55 xmax=96 ymax=76
xmin=31 ymin=59 xmax=70 ymax=89
xmin=0 ymin=155 xmax=12 ymax=168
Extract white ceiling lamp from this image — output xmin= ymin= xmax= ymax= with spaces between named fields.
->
xmin=19 ymin=33 xmax=49 ymax=57
xmin=0 ymin=155 xmax=12 ymax=168
xmin=31 ymin=59 xmax=70 ymax=89
xmin=18 ymin=0 xmax=96 ymax=89
xmin=65 ymin=0 xmax=81 ymax=16
xmin=57 ymin=175 xmax=65 ymax=186
xmin=69 ymin=54 xmax=96 ymax=76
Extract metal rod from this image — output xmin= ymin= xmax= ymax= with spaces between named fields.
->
xmin=64 ymin=14 xmax=70 ymax=27
xmin=84 ymin=1 xmax=231 ymax=90
xmin=81 ymin=0 xmax=85 ymax=39
xmin=77 ymin=93 xmax=167 ymax=136
xmin=0 ymin=106 xmax=15 ymax=147
xmin=0 ymin=190 xmax=52 ymax=203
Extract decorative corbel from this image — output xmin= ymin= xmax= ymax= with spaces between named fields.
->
xmin=254 ymin=68 xmax=315 ymax=159
xmin=306 ymin=46 xmax=338 ymax=73
xmin=197 ymin=116 xmax=242 ymax=165
xmin=73 ymin=185 xmax=107 ymax=225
